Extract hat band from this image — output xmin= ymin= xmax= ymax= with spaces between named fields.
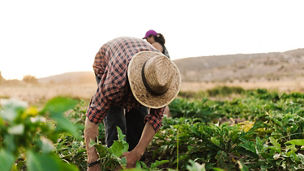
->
xmin=141 ymin=61 xmax=168 ymax=96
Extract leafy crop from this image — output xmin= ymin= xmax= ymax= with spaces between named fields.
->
xmin=149 ymin=88 xmax=304 ymax=170
xmin=2 ymin=87 xmax=304 ymax=170
xmin=92 ymin=126 xmax=169 ymax=170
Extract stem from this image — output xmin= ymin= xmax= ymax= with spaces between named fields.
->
xmin=279 ymin=132 xmax=303 ymax=140
xmin=176 ymin=126 xmax=179 ymax=171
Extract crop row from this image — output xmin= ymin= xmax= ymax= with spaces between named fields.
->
xmin=1 ymin=87 xmax=304 ymax=170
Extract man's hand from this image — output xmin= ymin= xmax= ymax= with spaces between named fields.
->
xmin=121 ymin=122 xmax=156 ymax=168
xmin=87 ymin=164 xmax=100 ymax=171
xmin=123 ymin=150 xmax=142 ymax=168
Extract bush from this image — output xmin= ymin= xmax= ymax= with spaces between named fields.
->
xmin=178 ymin=91 xmax=207 ymax=99
xmin=207 ymin=86 xmax=245 ymax=97
xmin=22 ymin=75 xmax=38 ymax=84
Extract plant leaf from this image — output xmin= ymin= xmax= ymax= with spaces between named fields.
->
xmin=239 ymin=139 xmax=256 ymax=154
xmin=40 ymin=137 xmax=55 ymax=153
xmin=150 ymin=160 xmax=169 ymax=169
xmin=8 ymin=124 xmax=24 ymax=135
xmin=0 ymin=149 xmax=15 ymax=171
xmin=237 ymin=161 xmax=249 ymax=171
xmin=186 ymin=160 xmax=206 ymax=171
xmin=26 ymin=151 xmax=78 ymax=171
xmin=213 ymin=168 xmax=225 ymax=171
xmin=269 ymin=137 xmax=281 ymax=153
xmin=42 ymin=97 xmax=78 ymax=115
xmin=51 ymin=113 xmax=80 ymax=139
xmin=117 ymin=126 xmax=126 ymax=142
xmin=285 ymin=139 xmax=304 ymax=146
xmin=210 ymin=137 xmax=221 ymax=147
xmin=109 ymin=127 xmax=128 ymax=157
xmin=0 ymin=99 xmax=27 ymax=121
xmin=109 ymin=141 xmax=126 ymax=158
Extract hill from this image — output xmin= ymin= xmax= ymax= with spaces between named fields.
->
xmin=38 ymin=48 xmax=304 ymax=84
xmin=2 ymin=48 xmax=304 ymax=103
xmin=39 ymin=71 xmax=95 ymax=84
xmin=174 ymin=48 xmax=304 ymax=82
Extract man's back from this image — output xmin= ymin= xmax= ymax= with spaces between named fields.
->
xmin=88 ymin=37 xmax=157 ymax=123
xmin=93 ymin=37 xmax=157 ymax=80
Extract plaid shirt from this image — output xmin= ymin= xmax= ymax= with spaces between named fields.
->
xmin=87 ymin=37 xmax=165 ymax=132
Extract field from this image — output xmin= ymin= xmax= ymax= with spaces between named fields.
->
xmin=0 ymin=82 xmax=97 ymax=105
xmin=2 ymin=80 xmax=304 ymax=105
xmin=1 ymin=86 xmax=304 ymax=171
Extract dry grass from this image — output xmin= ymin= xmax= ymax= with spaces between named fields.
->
xmin=1 ymin=80 xmax=304 ymax=105
xmin=0 ymin=83 xmax=97 ymax=105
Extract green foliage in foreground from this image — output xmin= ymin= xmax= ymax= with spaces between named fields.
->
xmin=0 ymin=97 xmax=80 ymax=171
xmin=92 ymin=127 xmax=169 ymax=171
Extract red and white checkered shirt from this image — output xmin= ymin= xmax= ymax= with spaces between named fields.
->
xmin=87 ymin=37 xmax=165 ymax=132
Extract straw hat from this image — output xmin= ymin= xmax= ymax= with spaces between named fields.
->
xmin=128 ymin=51 xmax=181 ymax=108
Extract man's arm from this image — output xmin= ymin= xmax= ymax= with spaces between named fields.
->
xmin=84 ymin=117 xmax=100 ymax=170
xmin=123 ymin=107 xmax=165 ymax=168
xmin=134 ymin=121 xmax=156 ymax=154
xmin=123 ymin=122 xmax=156 ymax=168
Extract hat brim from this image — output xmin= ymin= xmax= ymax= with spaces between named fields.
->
xmin=128 ymin=51 xmax=181 ymax=108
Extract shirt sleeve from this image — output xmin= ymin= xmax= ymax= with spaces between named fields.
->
xmin=86 ymin=84 xmax=110 ymax=124
xmin=144 ymin=107 xmax=165 ymax=132
xmin=93 ymin=46 xmax=108 ymax=79
xmin=86 ymin=75 xmax=121 ymax=124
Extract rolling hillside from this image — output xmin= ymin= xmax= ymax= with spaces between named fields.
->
xmin=38 ymin=48 xmax=304 ymax=83
xmin=174 ymin=48 xmax=304 ymax=82
xmin=38 ymin=71 xmax=95 ymax=84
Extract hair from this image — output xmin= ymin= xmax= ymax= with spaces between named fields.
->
xmin=153 ymin=33 xmax=166 ymax=45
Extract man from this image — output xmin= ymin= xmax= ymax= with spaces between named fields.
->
xmin=84 ymin=37 xmax=181 ymax=170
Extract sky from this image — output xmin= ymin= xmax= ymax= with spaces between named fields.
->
xmin=0 ymin=0 xmax=303 ymax=80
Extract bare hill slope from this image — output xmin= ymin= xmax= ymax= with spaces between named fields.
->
xmin=38 ymin=48 xmax=304 ymax=84
xmin=39 ymin=71 xmax=95 ymax=84
xmin=174 ymin=48 xmax=304 ymax=82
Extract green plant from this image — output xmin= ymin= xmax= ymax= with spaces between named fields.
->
xmin=0 ymin=97 xmax=80 ymax=171
xmin=4 ymin=88 xmax=304 ymax=170
xmin=93 ymin=127 xmax=169 ymax=170
xmin=151 ymin=89 xmax=304 ymax=170
xmin=206 ymin=86 xmax=245 ymax=97
xmin=186 ymin=160 xmax=205 ymax=171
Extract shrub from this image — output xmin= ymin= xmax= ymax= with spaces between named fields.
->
xmin=22 ymin=75 xmax=38 ymax=84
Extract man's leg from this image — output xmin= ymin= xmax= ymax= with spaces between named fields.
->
xmin=125 ymin=105 xmax=148 ymax=151
xmin=103 ymin=105 xmax=126 ymax=147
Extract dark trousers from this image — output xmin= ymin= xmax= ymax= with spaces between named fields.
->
xmin=96 ymin=75 xmax=147 ymax=151
xmin=103 ymin=105 xmax=147 ymax=151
